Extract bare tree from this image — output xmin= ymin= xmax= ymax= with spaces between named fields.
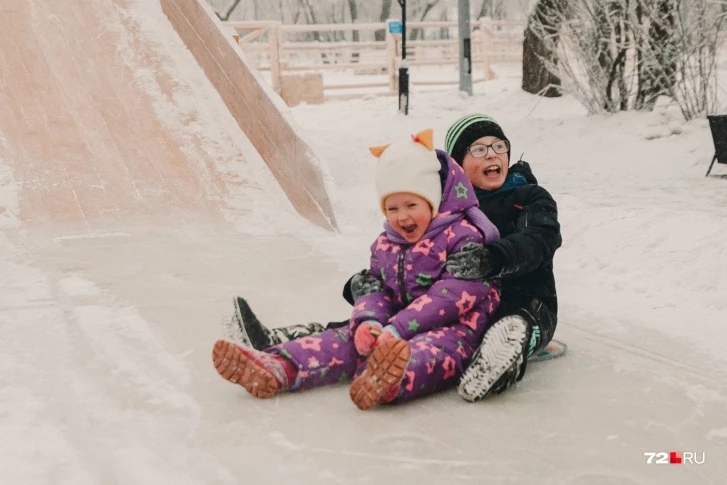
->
xmin=527 ymin=0 xmax=727 ymax=119
xmin=215 ymin=0 xmax=243 ymax=21
xmin=298 ymin=0 xmax=321 ymax=40
xmin=599 ymin=1 xmax=629 ymax=111
xmin=375 ymin=0 xmax=394 ymax=41
xmin=522 ymin=0 xmax=566 ymax=97
xmin=411 ymin=0 xmax=441 ymax=40
xmin=348 ymin=0 xmax=360 ymax=41
xmin=478 ymin=0 xmax=493 ymax=18
xmin=491 ymin=0 xmax=508 ymax=19
xmin=634 ymin=0 xmax=678 ymax=110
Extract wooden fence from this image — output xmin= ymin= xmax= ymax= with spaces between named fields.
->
xmin=223 ymin=18 xmax=524 ymax=104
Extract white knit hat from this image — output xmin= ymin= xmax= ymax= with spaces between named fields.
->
xmin=371 ymin=129 xmax=442 ymax=217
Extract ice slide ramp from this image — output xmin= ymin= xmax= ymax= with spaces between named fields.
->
xmin=0 ymin=0 xmax=337 ymax=232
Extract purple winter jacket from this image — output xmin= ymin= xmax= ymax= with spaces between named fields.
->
xmin=350 ymin=150 xmax=501 ymax=340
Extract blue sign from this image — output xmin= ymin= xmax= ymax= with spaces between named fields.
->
xmin=388 ymin=21 xmax=403 ymax=34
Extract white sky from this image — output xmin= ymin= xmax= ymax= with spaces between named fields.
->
xmin=1 ymin=1 xmax=726 ymax=484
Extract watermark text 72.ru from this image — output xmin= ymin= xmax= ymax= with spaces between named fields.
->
xmin=644 ymin=452 xmax=706 ymax=465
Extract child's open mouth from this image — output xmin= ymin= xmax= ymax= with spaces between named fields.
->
xmin=401 ymin=224 xmax=417 ymax=235
xmin=484 ymin=165 xmax=501 ymax=178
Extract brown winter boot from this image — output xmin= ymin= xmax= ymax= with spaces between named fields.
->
xmin=212 ymin=340 xmax=295 ymax=399
xmin=349 ymin=338 xmax=411 ymax=410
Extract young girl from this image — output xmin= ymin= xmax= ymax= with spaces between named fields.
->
xmin=212 ymin=129 xmax=501 ymax=410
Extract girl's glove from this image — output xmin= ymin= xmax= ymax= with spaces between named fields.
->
xmin=354 ymin=321 xmax=383 ymax=356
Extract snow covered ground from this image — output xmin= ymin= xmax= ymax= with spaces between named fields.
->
xmin=1 ymin=1 xmax=727 ymax=484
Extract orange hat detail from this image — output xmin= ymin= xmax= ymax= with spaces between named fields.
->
xmin=371 ymin=128 xmax=442 ymax=217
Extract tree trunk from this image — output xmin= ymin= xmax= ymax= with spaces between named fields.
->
xmin=492 ymin=0 xmax=507 ymax=19
xmin=298 ymin=0 xmax=321 ymax=41
xmin=597 ymin=1 xmax=628 ymax=111
xmin=478 ymin=0 xmax=492 ymax=19
xmin=216 ymin=0 xmax=242 ymax=20
xmin=521 ymin=0 xmax=565 ymax=97
xmin=636 ymin=0 xmax=678 ymax=110
xmin=375 ymin=0 xmax=394 ymax=41
xmin=411 ymin=0 xmax=440 ymax=40
xmin=348 ymin=0 xmax=359 ymax=42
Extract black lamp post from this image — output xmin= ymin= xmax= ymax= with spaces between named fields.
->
xmin=397 ymin=0 xmax=409 ymax=115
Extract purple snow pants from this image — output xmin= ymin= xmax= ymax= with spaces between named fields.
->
xmin=265 ymin=324 xmax=482 ymax=403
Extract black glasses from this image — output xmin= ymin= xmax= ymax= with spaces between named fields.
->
xmin=467 ymin=140 xmax=509 ymax=158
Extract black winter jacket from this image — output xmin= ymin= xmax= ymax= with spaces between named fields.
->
xmin=481 ymin=161 xmax=561 ymax=323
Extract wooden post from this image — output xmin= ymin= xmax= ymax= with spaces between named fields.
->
xmin=479 ymin=17 xmax=494 ymax=80
xmin=385 ymin=20 xmax=399 ymax=93
xmin=269 ymin=22 xmax=282 ymax=94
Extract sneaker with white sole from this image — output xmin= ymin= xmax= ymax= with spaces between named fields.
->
xmin=223 ymin=296 xmax=326 ymax=350
xmin=349 ymin=338 xmax=411 ymax=410
xmin=458 ymin=315 xmax=530 ymax=402
xmin=222 ymin=297 xmax=277 ymax=349
xmin=212 ymin=339 xmax=293 ymax=398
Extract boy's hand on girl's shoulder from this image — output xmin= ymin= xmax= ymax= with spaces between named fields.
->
xmin=446 ymin=242 xmax=496 ymax=280
xmin=350 ymin=269 xmax=383 ymax=301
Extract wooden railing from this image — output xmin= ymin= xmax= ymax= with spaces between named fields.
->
xmin=223 ymin=18 xmax=523 ymax=101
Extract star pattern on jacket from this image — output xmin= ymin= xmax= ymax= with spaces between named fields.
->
xmin=298 ymin=336 xmax=323 ymax=351
xmin=455 ymin=291 xmax=476 ymax=315
xmin=444 ymin=226 xmax=456 ymax=242
xmin=427 ymin=329 xmax=445 ymax=340
xmin=409 ymin=294 xmax=432 ymax=311
xmin=442 ymin=355 xmax=457 ymax=379
xmin=460 ymin=219 xmax=478 ymax=233
xmin=328 ymin=356 xmax=344 ymax=367
xmin=456 ymin=345 xmax=468 ymax=359
xmin=404 ymin=370 xmax=416 ymax=392
xmin=454 ymin=181 xmax=469 ymax=199
xmin=459 ymin=311 xmax=480 ymax=331
xmin=415 ymin=272 xmax=434 ymax=286
xmin=375 ymin=235 xmax=392 ymax=252
xmin=413 ymin=238 xmax=434 ymax=256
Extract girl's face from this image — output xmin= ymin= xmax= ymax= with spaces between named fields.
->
xmin=460 ymin=135 xmax=510 ymax=191
xmin=384 ymin=192 xmax=433 ymax=243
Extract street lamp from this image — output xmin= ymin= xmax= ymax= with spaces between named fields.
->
xmin=397 ymin=0 xmax=409 ymax=115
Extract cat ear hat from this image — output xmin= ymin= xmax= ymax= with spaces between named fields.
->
xmin=370 ymin=129 xmax=442 ymax=218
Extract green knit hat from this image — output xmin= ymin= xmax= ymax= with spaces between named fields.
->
xmin=444 ymin=114 xmax=510 ymax=165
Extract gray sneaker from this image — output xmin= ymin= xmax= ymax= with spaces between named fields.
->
xmin=458 ymin=315 xmax=529 ymax=402
xmin=222 ymin=297 xmax=277 ymax=349
xmin=222 ymin=297 xmax=326 ymax=350
xmin=270 ymin=322 xmax=326 ymax=344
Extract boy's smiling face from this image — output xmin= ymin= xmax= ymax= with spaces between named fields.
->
xmin=384 ymin=192 xmax=433 ymax=243
xmin=461 ymin=135 xmax=510 ymax=191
